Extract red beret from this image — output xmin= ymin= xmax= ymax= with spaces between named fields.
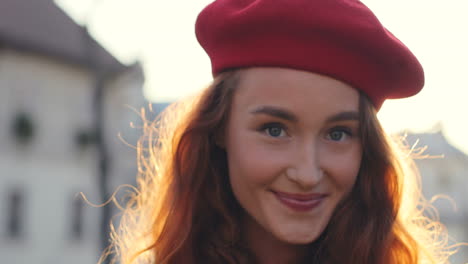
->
xmin=195 ymin=0 xmax=424 ymax=110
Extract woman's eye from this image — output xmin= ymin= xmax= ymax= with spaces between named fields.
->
xmin=326 ymin=128 xmax=352 ymax=141
xmin=261 ymin=123 xmax=287 ymax=138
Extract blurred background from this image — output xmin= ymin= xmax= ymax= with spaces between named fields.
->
xmin=0 ymin=0 xmax=466 ymax=263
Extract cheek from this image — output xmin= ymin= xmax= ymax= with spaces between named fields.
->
xmin=226 ymin=138 xmax=270 ymax=215
xmin=227 ymin=135 xmax=283 ymax=188
xmin=323 ymin=147 xmax=362 ymax=191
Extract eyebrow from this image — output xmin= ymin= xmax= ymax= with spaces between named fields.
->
xmin=250 ymin=106 xmax=298 ymax=122
xmin=249 ymin=106 xmax=359 ymax=123
xmin=325 ymin=111 xmax=359 ymax=123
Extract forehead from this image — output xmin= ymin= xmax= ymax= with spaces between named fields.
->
xmin=233 ymin=67 xmax=359 ymax=115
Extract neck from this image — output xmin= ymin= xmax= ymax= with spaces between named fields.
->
xmin=242 ymin=214 xmax=311 ymax=264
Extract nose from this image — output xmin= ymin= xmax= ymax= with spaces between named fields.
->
xmin=287 ymin=142 xmax=324 ymax=189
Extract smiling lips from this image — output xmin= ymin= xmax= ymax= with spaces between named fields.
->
xmin=272 ymin=191 xmax=328 ymax=212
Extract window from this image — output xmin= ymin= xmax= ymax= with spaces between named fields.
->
xmin=74 ymin=129 xmax=96 ymax=150
xmin=11 ymin=112 xmax=35 ymax=145
xmin=7 ymin=189 xmax=24 ymax=239
xmin=71 ymin=195 xmax=84 ymax=240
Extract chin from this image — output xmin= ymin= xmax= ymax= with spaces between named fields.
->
xmin=276 ymin=227 xmax=325 ymax=245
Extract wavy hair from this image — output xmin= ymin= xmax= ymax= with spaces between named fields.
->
xmin=102 ymin=69 xmax=459 ymax=264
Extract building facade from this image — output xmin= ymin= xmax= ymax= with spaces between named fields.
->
xmin=0 ymin=0 xmax=146 ymax=263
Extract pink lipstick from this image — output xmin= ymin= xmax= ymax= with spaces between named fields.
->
xmin=273 ymin=191 xmax=327 ymax=212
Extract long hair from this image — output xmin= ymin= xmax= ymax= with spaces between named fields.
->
xmin=103 ymin=70 xmax=457 ymax=264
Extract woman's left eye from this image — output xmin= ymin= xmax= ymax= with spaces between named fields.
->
xmin=326 ymin=128 xmax=352 ymax=141
xmin=259 ymin=123 xmax=288 ymax=138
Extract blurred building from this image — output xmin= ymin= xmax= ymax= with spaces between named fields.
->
xmin=0 ymin=0 xmax=146 ymax=263
xmin=404 ymin=129 xmax=468 ymax=263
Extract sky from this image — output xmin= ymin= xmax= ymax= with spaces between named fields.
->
xmin=54 ymin=0 xmax=468 ymax=154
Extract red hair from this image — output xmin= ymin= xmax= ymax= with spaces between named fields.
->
xmin=103 ymin=70 xmax=458 ymax=264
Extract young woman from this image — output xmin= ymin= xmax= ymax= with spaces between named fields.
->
xmin=105 ymin=0 xmax=459 ymax=263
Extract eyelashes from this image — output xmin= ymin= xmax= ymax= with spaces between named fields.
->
xmin=259 ymin=122 xmax=288 ymax=138
xmin=258 ymin=122 xmax=357 ymax=141
xmin=325 ymin=126 xmax=354 ymax=141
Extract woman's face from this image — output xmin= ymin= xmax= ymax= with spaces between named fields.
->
xmin=224 ymin=67 xmax=362 ymax=245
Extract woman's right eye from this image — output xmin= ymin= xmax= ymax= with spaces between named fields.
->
xmin=260 ymin=123 xmax=287 ymax=138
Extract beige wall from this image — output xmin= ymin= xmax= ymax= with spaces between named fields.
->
xmin=0 ymin=49 xmax=145 ymax=264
